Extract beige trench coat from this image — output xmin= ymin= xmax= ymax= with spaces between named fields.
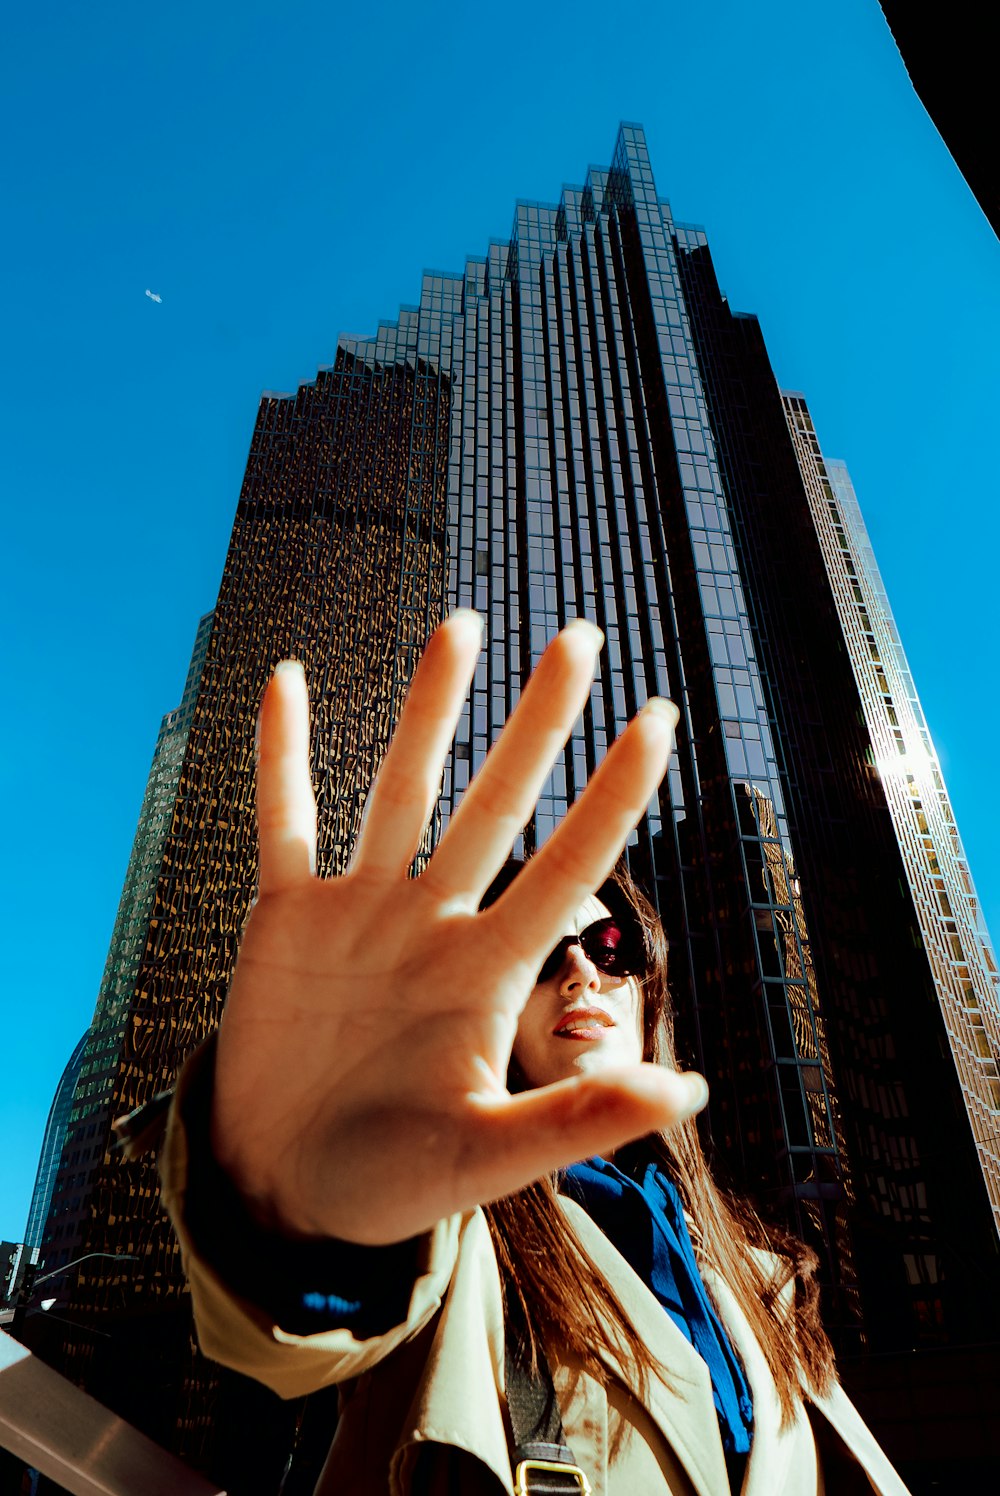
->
xmin=161 ymin=1053 xmax=910 ymax=1496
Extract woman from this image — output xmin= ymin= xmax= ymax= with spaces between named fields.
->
xmin=161 ymin=613 xmax=909 ymax=1494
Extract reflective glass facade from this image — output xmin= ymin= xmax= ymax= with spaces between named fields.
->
xmin=668 ymin=247 xmax=1000 ymax=1356
xmin=37 ymin=124 xmax=1000 ymax=1476
xmin=785 ymin=394 xmax=1000 ymax=1232
xmin=23 ymin=1030 xmax=88 ymax=1253
xmin=39 ymin=614 xmax=212 ymax=1287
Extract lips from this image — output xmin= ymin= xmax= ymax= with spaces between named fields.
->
xmin=553 ymin=1007 xmax=614 ymax=1041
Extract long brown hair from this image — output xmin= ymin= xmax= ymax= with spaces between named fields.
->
xmin=482 ymin=860 xmax=836 ymax=1424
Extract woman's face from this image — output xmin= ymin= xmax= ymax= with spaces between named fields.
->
xmin=512 ymin=893 xmax=645 ymax=1088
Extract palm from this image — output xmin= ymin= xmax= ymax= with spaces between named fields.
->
xmin=212 ymin=616 xmax=702 ymax=1244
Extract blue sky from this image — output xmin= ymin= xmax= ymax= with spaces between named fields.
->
xmin=2 ymin=0 xmax=998 ymax=1242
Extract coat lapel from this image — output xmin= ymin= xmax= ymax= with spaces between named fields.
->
xmin=563 ymin=1200 xmax=731 ymax=1496
xmin=704 ymin=1261 xmax=912 ymax=1496
xmin=390 ymin=1212 xmax=512 ymax=1496
xmin=700 ymin=1266 xmax=812 ymax=1496
xmin=806 ymin=1383 xmax=912 ymax=1496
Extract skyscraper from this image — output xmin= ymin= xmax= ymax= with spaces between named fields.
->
xmin=34 ymin=124 xmax=999 ymax=1484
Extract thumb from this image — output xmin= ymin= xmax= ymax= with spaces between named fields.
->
xmin=464 ymin=1066 xmax=709 ymax=1202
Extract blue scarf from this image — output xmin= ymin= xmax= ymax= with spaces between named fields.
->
xmin=563 ymin=1157 xmax=754 ymax=1456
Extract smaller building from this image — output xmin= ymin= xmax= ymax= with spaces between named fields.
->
xmin=783 ymin=391 xmax=1000 ymax=1236
xmin=22 ymin=1031 xmax=88 ymax=1256
xmin=39 ymin=614 xmax=212 ymax=1276
xmin=1 ymin=1239 xmax=40 ymax=1325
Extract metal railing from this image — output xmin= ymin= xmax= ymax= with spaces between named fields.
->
xmin=0 ymin=1328 xmax=225 ymax=1496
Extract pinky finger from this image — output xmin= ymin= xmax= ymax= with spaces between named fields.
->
xmin=256 ymin=661 xmax=318 ymax=894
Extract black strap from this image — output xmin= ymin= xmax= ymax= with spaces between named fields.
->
xmin=503 ymin=1297 xmax=590 ymax=1495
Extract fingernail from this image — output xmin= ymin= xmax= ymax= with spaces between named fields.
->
xmin=680 ymin=1073 xmax=709 ymax=1114
xmin=641 ymin=697 xmax=680 ymax=729
xmin=449 ymin=610 xmax=488 ymax=646
xmin=564 ymin=618 xmax=604 ymax=649
xmin=275 ymin=659 xmax=305 ymax=678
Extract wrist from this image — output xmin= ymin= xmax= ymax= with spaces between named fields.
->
xmin=208 ymin=1121 xmax=327 ymax=1245
xmin=181 ymin=1044 xmax=421 ymax=1331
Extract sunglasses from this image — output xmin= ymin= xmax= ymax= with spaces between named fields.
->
xmin=537 ymin=915 xmax=648 ymax=985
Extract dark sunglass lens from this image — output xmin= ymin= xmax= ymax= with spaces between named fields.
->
xmin=536 ymin=916 xmax=647 ymax=983
xmin=583 ymin=917 xmax=644 ymax=975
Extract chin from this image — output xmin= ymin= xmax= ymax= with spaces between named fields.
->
xmin=565 ymin=1046 xmax=621 ymax=1078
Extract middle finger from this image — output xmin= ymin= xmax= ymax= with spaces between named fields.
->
xmin=424 ymin=619 xmax=603 ymax=903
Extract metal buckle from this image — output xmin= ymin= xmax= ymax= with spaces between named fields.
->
xmin=513 ymin=1457 xmax=592 ymax=1495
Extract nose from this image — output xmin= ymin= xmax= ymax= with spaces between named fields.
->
xmin=558 ymin=943 xmax=602 ymax=999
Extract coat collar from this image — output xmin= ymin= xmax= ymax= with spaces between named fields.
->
xmin=391 ymin=1204 xmax=731 ymax=1496
xmin=389 ymin=1204 xmax=909 ymax=1496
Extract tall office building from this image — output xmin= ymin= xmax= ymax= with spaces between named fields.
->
xmin=35 ymin=125 xmax=999 ymax=1484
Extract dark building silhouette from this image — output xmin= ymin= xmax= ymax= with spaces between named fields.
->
xmin=28 ymin=124 xmax=999 ymax=1491
xmin=877 ymin=2 xmax=998 ymax=237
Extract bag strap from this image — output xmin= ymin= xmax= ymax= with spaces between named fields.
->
xmin=503 ymin=1298 xmax=591 ymax=1496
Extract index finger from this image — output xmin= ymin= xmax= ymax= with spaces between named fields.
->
xmin=256 ymin=660 xmax=318 ymax=894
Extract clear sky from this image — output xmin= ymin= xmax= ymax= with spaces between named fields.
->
xmin=2 ymin=0 xmax=998 ymax=1242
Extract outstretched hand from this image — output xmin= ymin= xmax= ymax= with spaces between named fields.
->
xmin=211 ymin=614 xmax=707 ymax=1245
